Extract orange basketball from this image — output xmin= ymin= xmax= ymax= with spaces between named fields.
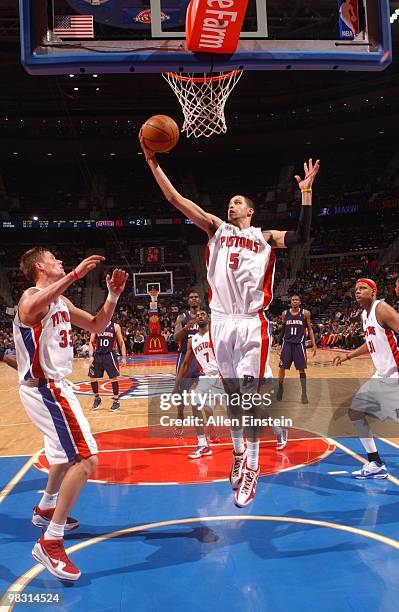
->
xmin=141 ymin=115 xmax=179 ymax=153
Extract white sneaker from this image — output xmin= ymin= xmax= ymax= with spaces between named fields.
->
xmin=229 ymin=450 xmax=246 ymax=489
xmin=352 ymin=461 xmax=388 ymax=479
xmin=276 ymin=428 xmax=288 ymax=451
xmin=235 ymin=467 xmax=260 ymax=508
xmin=188 ymin=445 xmax=212 ymax=459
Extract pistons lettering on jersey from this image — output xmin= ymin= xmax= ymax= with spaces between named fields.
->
xmin=51 ymin=310 xmax=71 ymax=327
xmin=220 ymin=235 xmax=260 ymax=253
xmin=193 ymin=341 xmax=212 ymax=355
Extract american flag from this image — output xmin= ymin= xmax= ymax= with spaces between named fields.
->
xmin=54 ymin=15 xmax=94 ymax=39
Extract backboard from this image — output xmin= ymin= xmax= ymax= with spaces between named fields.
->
xmin=20 ymin=0 xmax=391 ymax=74
xmin=133 ymin=271 xmax=174 ymax=296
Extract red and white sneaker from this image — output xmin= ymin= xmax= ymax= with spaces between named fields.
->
xmin=32 ymin=506 xmax=79 ymax=531
xmin=189 ymin=445 xmax=212 ymax=459
xmin=229 ymin=450 xmax=246 ymax=490
xmin=234 ymin=467 xmax=260 ymax=508
xmin=32 ymin=534 xmax=81 ymax=581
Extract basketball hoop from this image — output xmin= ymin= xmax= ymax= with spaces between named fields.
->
xmin=162 ymin=70 xmax=243 ymax=138
xmin=148 ymin=288 xmax=159 ymax=303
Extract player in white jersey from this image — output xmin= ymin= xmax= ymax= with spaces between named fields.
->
xmin=13 ymin=246 xmax=128 ymax=581
xmin=140 ymin=133 xmax=319 ymax=506
xmin=334 ymin=278 xmax=399 ymax=479
xmin=174 ymin=310 xmax=226 ymax=458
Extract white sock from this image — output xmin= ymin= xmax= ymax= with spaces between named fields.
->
xmin=231 ymin=429 xmax=245 ymax=454
xmin=198 ymin=435 xmax=207 ymax=447
xmin=44 ymin=520 xmax=65 ymax=540
xmin=39 ymin=491 xmax=59 ymax=511
xmin=360 ymin=437 xmax=377 ymax=454
xmin=247 ymin=440 xmax=260 ymax=470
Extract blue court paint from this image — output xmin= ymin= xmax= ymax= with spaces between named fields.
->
xmin=1 ymin=437 xmax=399 ymax=610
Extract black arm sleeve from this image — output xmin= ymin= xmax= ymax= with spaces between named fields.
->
xmin=284 ymin=205 xmax=312 ymax=247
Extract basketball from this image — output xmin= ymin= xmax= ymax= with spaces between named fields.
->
xmin=141 ymin=115 xmax=179 ymax=153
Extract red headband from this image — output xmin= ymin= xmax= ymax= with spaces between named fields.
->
xmin=356 ymin=278 xmax=377 ymax=292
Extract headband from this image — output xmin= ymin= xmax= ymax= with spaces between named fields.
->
xmin=356 ymin=278 xmax=377 ymax=292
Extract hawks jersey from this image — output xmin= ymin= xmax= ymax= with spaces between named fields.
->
xmin=179 ymin=311 xmax=199 ymax=354
xmin=13 ymin=291 xmax=73 ymax=384
xmin=95 ymin=322 xmax=117 ymax=354
xmin=191 ymin=331 xmax=219 ymax=377
xmin=283 ymin=308 xmax=306 ymax=344
xmin=206 ymin=222 xmax=276 ymax=315
xmin=362 ymin=300 xmax=399 ymax=378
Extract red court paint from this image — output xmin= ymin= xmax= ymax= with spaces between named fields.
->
xmin=34 ymin=427 xmax=334 ymax=485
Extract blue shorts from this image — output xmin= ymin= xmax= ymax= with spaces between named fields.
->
xmin=279 ymin=341 xmax=307 ymax=370
xmin=89 ymin=352 xmax=120 ymax=379
xmin=176 ymin=351 xmax=200 ymax=391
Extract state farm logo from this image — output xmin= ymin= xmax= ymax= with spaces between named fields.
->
xmin=134 ymin=10 xmax=170 ymax=24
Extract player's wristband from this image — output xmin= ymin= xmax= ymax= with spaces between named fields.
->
xmin=301 ymin=189 xmax=312 ymax=193
xmin=107 ymin=291 xmax=119 ymax=304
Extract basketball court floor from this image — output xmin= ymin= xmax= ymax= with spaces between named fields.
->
xmin=1 ymin=349 xmax=399 ymax=611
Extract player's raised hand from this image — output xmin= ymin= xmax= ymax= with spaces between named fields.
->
xmin=74 ymin=255 xmax=105 ymax=280
xmin=295 ymin=158 xmax=320 ymax=190
xmin=139 ymin=127 xmax=155 ymax=162
xmin=106 ymin=269 xmax=129 ymax=296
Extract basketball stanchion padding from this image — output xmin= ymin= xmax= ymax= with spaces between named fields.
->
xmin=186 ymin=0 xmax=249 ymax=54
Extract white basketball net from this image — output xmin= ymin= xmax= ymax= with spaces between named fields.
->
xmin=162 ymin=70 xmax=243 ymax=138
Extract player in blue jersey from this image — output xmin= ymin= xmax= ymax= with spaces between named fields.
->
xmin=88 ymin=320 xmax=126 ymax=412
xmin=277 ymin=295 xmax=316 ymax=404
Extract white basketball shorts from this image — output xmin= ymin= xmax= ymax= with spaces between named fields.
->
xmin=210 ymin=311 xmax=273 ymax=392
xmin=19 ymin=379 xmax=98 ymax=464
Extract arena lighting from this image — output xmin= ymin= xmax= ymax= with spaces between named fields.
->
xmin=68 ymin=74 xmax=74 ymax=77
xmin=93 ymin=74 xmax=98 ymax=77
xmin=73 ymin=87 xmax=79 ymax=91
xmin=12 ymin=152 xmax=18 ymax=155
xmin=96 ymin=87 xmax=100 ymax=91
xmin=32 ymin=216 xmax=38 ymax=221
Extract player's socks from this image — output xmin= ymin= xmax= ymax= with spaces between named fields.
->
xmin=230 ymin=428 xmax=245 ymax=454
xmin=198 ymin=434 xmax=207 ymax=447
xmin=367 ymin=451 xmax=383 ymax=465
xmin=91 ymin=381 xmax=99 ymax=395
xmin=112 ymin=381 xmax=119 ymax=397
xmin=246 ymin=440 xmax=259 ymax=471
xmin=44 ymin=520 xmax=65 ymax=540
xmin=276 ymin=381 xmax=283 ymax=401
xmin=38 ymin=491 xmax=58 ymax=511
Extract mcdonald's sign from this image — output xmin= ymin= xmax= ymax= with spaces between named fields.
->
xmin=144 ymin=334 xmax=167 ymax=355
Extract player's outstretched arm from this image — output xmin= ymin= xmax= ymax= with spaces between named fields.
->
xmin=264 ymin=159 xmax=320 ymax=249
xmin=139 ymin=132 xmax=222 ymax=238
xmin=173 ymin=339 xmax=195 ymax=393
xmin=115 ymin=323 xmax=127 ymax=366
xmin=333 ymin=341 xmax=369 ymax=365
xmin=64 ymin=269 xmax=128 ymax=334
xmin=19 ymin=255 xmax=105 ymax=327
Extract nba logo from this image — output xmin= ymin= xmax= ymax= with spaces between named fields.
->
xmin=338 ymin=0 xmax=360 ymax=39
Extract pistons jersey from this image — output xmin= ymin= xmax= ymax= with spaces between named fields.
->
xmin=283 ymin=309 xmax=306 ymax=344
xmin=95 ymin=322 xmax=117 ymax=354
xmin=362 ymin=300 xmax=399 ymax=378
xmin=191 ymin=331 xmax=219 ymax=377
xmin=206 ymin=222 xmax=276 ymax=315
xmin=13 ymin=292 xmax=73 ymax=384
